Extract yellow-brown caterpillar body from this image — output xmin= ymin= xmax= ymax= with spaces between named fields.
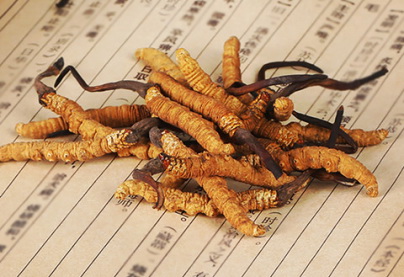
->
xmin=115 ymin=180 xmax=280 ymax=216
xmin=145 ymin=85 xmax=235 ymax=155
xmin=16 ymin=104 xmax=151 ymax=139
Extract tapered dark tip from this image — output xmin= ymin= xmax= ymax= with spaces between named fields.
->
xmin=56 ymin=0 xmax=69 ymax=8
xmin=132 ymin=169 xmax=165 ymax=210
xmin=312 ymin=170 xmax=356 ymax=186
xmin=35 ymin=60 xmax=64 ymax=106
xmin=354 ymin=66 xmax=388 ymax=86
xmin=227 ymin=74 xmax=328 ymax=95
xmin=326 ymin=105 xmax=344 ymax=148
xmin=233 ymin=128 xmax=283 ymax=179
xmin=54 ymin=57 xmax=64 ymax=71
xmin=378 ymin=67 xmax=388 ymax=76
xmin=276 ymin=170 xmax=314 ymax=205
xmin=54 ymin=66 xmax=71 ymax=87
xmin=292 ymin=110 xmax=358 ymax=153
xmin=257 ymin=61 xmax=324 ymax=81
xmin=153 ymin=186 xmax=165 ymax=210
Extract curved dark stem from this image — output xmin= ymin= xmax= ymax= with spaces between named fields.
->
xmin=226 ymin=81 xmax=259 ymax=99
xmin=233 ymin=128 xmax=283 ymax=179
xmin=276 ymin=168 xmax=357 ymax=206
xmin=312 ymin=170 xmax=356 ymax=186
xmin=273 ymin=67 xmax=388 ymax=100
xmin=276 ymin=170 xmax=314 ymax=205
xmin=271 ymin=80 xmax=313 ymax=100
xmin=326 ymin=106 xmax=344 ymax=148
xmin=292 ymin=110 xmax=358 ymax=153
xmin=258 ymin=61 xmax=324 ymax=81
xmin=54 ymin=65 xmax=153 ymax=98
xmin=35 ymin=57 xmax=64 ymax=105
xmin=226 ymin=74 xmax=327 ymax=95
xmin=312 ymin=67 xmax=388 ymax=90
xmin=227 ymin=81 xmax=246 ymax=88
xmin=311 ymin=106 xmax=356 ymax=186
xmin=132 ymin=158 xmax=165 ymax=209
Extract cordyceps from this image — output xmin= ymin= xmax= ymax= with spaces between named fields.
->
xmin=0 ymin=58 xmax=160 ymax=163
xmin=16 ymin=104 xmax=151 ymax=139
xmin=0 ymin=36 xmax=389 ymax=237
xmin=118 ymin=129 xmax=308 ymax=236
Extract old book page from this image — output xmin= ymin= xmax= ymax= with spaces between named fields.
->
xmin=0 ymin=0 xmax=403 ymax=276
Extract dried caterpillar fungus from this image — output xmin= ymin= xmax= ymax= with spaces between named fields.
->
xmin=176 ymin=48 xmax=247 ymax=114
xmin=149 ymin=71 xmax=245 ymax=136
xmin=285 ymin=122 xmax=389 ymax=147
xmin=0 ymin=59 xmax=154 ymax=163
xmin=233 ymin=144 xmax=378 ymax=197
xmin=1 ymin=130 xmax=138 ymax=162
xmin=151 ymin=129 xmax=266 ymax=236
xmin=144 ymin=85 xmax=235 ymax=155
xmin=222 ymin=36 xmax=242 ymax=89
xmin=157 ymin=129 xmax=198 ymax=189
xmin=16 ymin=104 xmax=151 ymax=139
xmin=149 ymin=71 xmax=283 ymax=177
xmin=174 ymin=50 xmax=301 ymax=147
xmin=160 ymin=152 xmax=295 ymax=188
xmin=135 ymin=47 xmax=187 ymax=85
xmin=115 ymin=180 xmax=280 ymax=216
xmin=0 ymin=37 xmax=388 ymax=237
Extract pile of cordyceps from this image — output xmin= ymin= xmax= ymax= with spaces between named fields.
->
xmin=0 ymin=37 xmax=388 ymax=236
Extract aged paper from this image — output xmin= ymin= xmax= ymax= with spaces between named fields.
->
xmin=0 ymin=0 xmax=403 ymax=276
